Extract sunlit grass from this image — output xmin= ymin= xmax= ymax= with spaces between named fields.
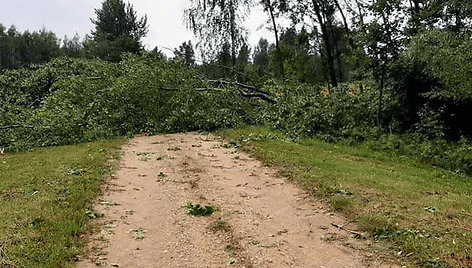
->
xmin=223 ymin=126 xmax=472 ymax=267
xmin=0 ymin=139 xmax=123 ymax=267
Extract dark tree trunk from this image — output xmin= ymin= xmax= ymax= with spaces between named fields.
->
xmin=229 ymin=0 xmax=237 ymax=68
xmin=312 ymin=0 xmax=338 ymax=87
xmin=334 ymin=0 xmax=353 ymax=47
xmin=354 ymin=0 xmax=365 ymax=25
xmin=378 ymin=62 xmax=386 ymax=125
xmin=265 ymin=0 xmax=284 ymax=77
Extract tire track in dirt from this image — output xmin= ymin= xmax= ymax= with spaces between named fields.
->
xmin=79 ymin=133 xmax=397 ymax=268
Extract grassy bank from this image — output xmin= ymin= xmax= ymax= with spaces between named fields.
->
xmin=223 ymin=127 xmax=472 ymax=267
xmin=0 ymin=139 xmax=123 ymax=267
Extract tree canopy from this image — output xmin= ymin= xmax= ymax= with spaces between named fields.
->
xmin=88 ymin=0 xmax=148 ymax=61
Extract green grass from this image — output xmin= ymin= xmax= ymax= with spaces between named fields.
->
xmin=222 ymin=126 xmax=472 ymax=267
xmin=0 ymin=139 xmax=123 ymax=267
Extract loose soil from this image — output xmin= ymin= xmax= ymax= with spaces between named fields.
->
xmin=79 ymin=133 xmax=397 ymax=267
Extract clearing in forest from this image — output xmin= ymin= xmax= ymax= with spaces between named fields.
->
xmin=79 ymin=133 xmax=395 ymax=267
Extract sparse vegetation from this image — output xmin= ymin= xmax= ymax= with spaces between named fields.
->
xmin=212 ymin=218 xmax=230 ymax=232
xmin=126 ymin=228 xmax=147 ymax=241
xmin=137 ymin=152 xmax=153 ymax=161
xmin=156 ymin=172 xmax=167 ymax=180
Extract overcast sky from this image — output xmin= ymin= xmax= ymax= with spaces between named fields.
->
xmin=0 ymin=0 xmax=274 ymax=57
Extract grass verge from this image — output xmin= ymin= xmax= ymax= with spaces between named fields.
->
xmin=222 ymin=126 xmax=472 ymax=268
xmin=0 ymin=139 xmax=123 ymax=267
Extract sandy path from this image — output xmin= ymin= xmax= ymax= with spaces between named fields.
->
xmin=79 ymin=133 xmax=395 ymax=268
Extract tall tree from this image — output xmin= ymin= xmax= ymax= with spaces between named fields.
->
xmin=362 ymin=0 xmax=404 ymax=124
xmin=0 ymin=25 xmax=60 ymax=69
xmin=285 ymin=0 xmax=349 ymax=86
xmin=253 ymin=38 xmax=270 ymax=76
xmin=260 ymin=0 xmax=285 ymax=77
xmin=185 ymin=0 xmax=251 ymax=67
xmin=88 ymin=0 xmax=148 ymax=61
xmin=62 ymin=34 xmax=84 ymax=58
xmin=236 ymin=43 xmax=251 ymax=78
xmin=174 ymin=41 xmax=196 ymax=66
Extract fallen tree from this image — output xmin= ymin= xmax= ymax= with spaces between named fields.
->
xmin=161 ymin=79 xmax=277 ymax=104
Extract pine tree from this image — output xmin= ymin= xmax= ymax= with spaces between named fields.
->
xmin=88 ymin=0 xmax=148 ymax=61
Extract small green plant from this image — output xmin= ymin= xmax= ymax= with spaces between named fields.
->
xmin=136 ymin=152 xmax=152 ymax=161
xmin=213 ymin=218 xmax=230 ymax=231
xmin=85 ymin=209 xmax=101 ymax=219
xmin=186 ymin=203 xmax=217 ymax=216
xmin=167 ymin=147 xmax=181 ymax=151
xmin=156 ymin=155 xmax=165 ymax=161
xmin=127 ymin=228 xmax=147 ymax=240
xmin=157 ymin=172 xmax=167 ymax=180
xmin=224 ymin=245 xmax=233 ymax=253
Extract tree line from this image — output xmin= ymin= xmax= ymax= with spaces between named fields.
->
xmin=0 ymin=0 xmax=148 ymax=69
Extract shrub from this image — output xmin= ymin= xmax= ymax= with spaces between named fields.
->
xmin=261 ymin=80 xmax=384 ymax=142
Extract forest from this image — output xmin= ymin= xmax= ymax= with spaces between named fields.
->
xmin=1 ymin=0 xmax=472 ymax=267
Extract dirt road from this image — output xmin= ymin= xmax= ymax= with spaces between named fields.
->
xmin=79 ymin=133 xmax=394 ymax=267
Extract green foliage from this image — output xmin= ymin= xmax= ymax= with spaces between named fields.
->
xmin=262 ymin=80 xmax=383 ymax=141
xmin=389 ymin=28 xmax=472 ymax=137
xmin=408 ymin=29 xmax=472 ymax=101
xmin=185 ymin=203 xmax=217 ymax=216
xmin=173 ymin=41 xmax=196 ymax=66
xmin=363 ymin=134 xmax=472 ymax=175
xmin=0 ymin=25 xmax=61 ymax=69
xmin=276 ymin=27 xmax=326 ymax=83
xmin=0 ymin=53 xmax=262 ymax=152
xmin=88 ymin=0 xmax=148 ymax=61
xmin=252 ymin=38 xmax=270 ymax=77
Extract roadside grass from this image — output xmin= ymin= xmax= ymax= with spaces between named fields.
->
xmin=0 ymin=139 xmax=123 ymax=267
xmin=222 ymin=126 xmax=472 ymax=267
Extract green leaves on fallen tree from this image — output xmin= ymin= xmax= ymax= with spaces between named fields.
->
xmin=1 ymin=52 xmax=263 ymax=152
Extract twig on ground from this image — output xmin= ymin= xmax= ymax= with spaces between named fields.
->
xmin=331 ymin=223 xmax=365 ymax=237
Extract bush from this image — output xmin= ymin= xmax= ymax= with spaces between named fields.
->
xmin=261 ymin=80 xmax=384 ymax=141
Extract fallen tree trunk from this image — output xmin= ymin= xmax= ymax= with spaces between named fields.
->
xmin=208 ymin=79 xmax=270 ymax=95
xmin=160 ymin=79 xmax=277 ymax=104
xmin=238 ymin=90 xmax=277 ymax=104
